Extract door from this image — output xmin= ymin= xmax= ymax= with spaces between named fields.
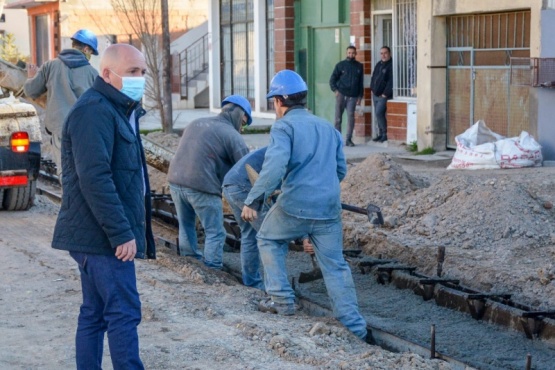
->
xmin=372 ymin=15 xmax=392 ymax=134
xmin=35 ymin=15 xmax=50 ymax=66
xmin=309 ymin=26 xmax=350 ymax=125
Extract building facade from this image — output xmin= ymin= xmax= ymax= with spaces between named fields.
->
xmin=6 ymin=0 xmax=207 ymax=69
xmin=208 ymin=0 xmax=555 ymax=160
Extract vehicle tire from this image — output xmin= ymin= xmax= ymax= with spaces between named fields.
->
xmin=2 ymin=180 xmax=36 ymax=211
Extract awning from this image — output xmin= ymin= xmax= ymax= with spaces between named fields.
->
xmin=5 ymin=0 xmax=58 ymax=9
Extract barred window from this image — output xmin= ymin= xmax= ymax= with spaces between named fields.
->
xmin=394 ymin=0 xmax=417 ymax=97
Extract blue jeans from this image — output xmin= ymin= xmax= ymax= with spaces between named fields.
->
xmin=372 ymin=94 xmax=388 ymax=137
xmin=256 ymin=205 xmax=367 ymax=339
xmin=223 ymin=184 xmax=265 ymax=290
xmin=334 ymin=93 xmax=357 ymax=141
xmin=170 ymin=184 xmax=225 ymax=269
xmin=70 ymin=252 xmax=143 ymax=370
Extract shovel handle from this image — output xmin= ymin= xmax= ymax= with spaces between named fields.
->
xmin=341 ymin=203 xmax=384 ymax=225
xmin=310 ymin=253 xmax=318 ymax=269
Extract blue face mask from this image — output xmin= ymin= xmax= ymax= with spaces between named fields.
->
xmin=110 ymin=70 xmax=146 ymax=101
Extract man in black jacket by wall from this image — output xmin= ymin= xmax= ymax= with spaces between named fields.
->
xmin=52 ymin=44 xmax=155 ymax=370
xmin=370 ymin=46 xmax=393 ymax=142
xmin=329 ymin=46 xmax=364 ymax=147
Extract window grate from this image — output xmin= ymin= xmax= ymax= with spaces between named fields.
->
xmin=394 ymin=0 xmax=417 ymax=97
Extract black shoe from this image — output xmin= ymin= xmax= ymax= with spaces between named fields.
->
xmin=346 ymin=139 xmax=355 ymax=147
xmin=379 ymin=135 xmax=388 ymax=143
xmin=372 ymin=135 xmax=382 ymax=142
xmin=364 ymin=331 xmax=376 ymax=345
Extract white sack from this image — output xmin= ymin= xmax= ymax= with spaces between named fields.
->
xmin=447 ymin=120 xmax=504 ymax=170
xmin=447 ymin=120 xmax=543 ymax=170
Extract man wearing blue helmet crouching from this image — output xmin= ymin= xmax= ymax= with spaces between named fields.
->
xmin=168 ymin=95 xmax=251 ymax=269
xmin=241 ymin=70 xmax=372 ymax=343
xmin=24 ymin=29 xmax=99 ymax=177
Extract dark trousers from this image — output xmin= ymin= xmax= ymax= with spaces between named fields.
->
xmin=334 ymin=93 xmax=357 ymax=141
xmin=70 ymin=252 xmax=144 ymax=370
xmin=372 ymin=94 xmax=388 ymax=138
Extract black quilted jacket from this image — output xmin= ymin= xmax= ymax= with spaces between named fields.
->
xmin=52 ymin=76 xmax=156 ymax=259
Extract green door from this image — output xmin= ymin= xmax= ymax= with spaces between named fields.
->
xmin=309 ymin=26 xmax=350 ymax=126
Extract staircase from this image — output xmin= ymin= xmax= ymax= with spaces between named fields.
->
xmin=171 ymin=21 xmax=209 ymax=109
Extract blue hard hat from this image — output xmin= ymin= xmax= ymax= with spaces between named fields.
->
xmin=222 ymin=95 xmax=252 ymax=125
xmin=266 ymin=70 xmax=308 ymax=99
xmin=71 ymin=29 xmax=99 ymax=55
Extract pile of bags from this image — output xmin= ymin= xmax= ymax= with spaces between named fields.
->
xmin=447 ymin=120 xmax=542 ymax=170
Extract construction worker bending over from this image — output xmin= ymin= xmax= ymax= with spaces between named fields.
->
xmin=241 ymin=70 xmax=371 ymax=342
xmin=167 ymin=95 xmax=251 ymax=270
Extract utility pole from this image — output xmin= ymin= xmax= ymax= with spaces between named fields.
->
xmin=161 ymin=0 xmax=173 ymax=133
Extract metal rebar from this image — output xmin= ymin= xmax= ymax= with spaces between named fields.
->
xmin=430 ymin=324 xmax=436 ymax=359
xmin=437 ymin=246 xmax=446 ymax=277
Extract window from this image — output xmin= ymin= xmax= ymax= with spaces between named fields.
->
xmin=220 ymin=0 xmax=254 ymax=103
xmin=394 ymin=0 xmax=417 ymax=97
xmin=266 ymin=0 xmax=274 ymax=110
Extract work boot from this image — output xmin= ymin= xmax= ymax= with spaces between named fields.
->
xmin=379 ymin=135 xmax=388 ymax=143
xmin=372 ymin=135 xmax=382 ymax=142
xmin=258 ymin=298 xmax=296 ymax=316
xmin=346 ymin=139 xmax=355 ymax=147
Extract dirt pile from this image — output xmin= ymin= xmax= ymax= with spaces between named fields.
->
xmin=341 ymin=153 xmax=555 ymax=308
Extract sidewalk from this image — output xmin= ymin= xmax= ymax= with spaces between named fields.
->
xmin=140 ymin=108 xmax=413 ymax=161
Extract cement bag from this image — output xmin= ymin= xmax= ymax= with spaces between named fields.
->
xmin=447 ymin=120 xmax=505 ymax=170
xmin=495 ymin=131 xmax=542 ymax=168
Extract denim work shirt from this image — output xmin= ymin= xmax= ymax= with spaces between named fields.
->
xmin=244 ymin=108 xmax=347 ymax=220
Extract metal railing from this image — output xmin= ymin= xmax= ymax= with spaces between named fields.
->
xmin=178 ymin=34 xmax=209 ymax=99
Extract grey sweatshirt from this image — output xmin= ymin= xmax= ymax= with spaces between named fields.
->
xmin=24 ymin=49 xmax=98 ymax=137
xmin=167 ymin=109 xmax=249 ymax=196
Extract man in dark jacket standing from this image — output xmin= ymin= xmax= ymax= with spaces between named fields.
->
xmin=52 ymin=44 xmax=155 ymax=370
xmin=329 ymin=46 xmax=364 ymax=147
xmin=167 ymin=95 xmax=250 ymax=270
xmin=370 ymin=46 xmax=393 ymax=142
xmin=24 ymin=29 xmax=99 ymax=176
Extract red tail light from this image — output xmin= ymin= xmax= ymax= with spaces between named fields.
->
xmin=11 ymin=132 xmax=30 ymax=153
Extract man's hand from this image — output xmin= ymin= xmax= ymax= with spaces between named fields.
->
xmin=356 ymin=98 xmax=361 ymax=105
xmin=335 ymin=91 xmax=339 ymax=96
xmin=115 ymin=239 xmax=137 ymax=262
xmin=302 ymin=239 xmax=314 ymax=254
xmin=241 ymin=205 xmax=258 ymax=223
xmin=27 ymin=64 xmax=38 ymax=78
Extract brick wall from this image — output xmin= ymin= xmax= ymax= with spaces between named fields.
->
xmin=386 ymin=101 xmax=408 ymax=141
xmin=350 ymin=0 xmax=372 ymax=138
xmin=274 ymin=0 xmax=295 ymax=72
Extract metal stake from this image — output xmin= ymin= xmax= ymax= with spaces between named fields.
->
xmin=525 ymin=353 xmax=532 ymax=370
xmin=437 ymin=246 xmax=446 ymax=277
xmin=430 ymin=324 xmax=436 ymax=359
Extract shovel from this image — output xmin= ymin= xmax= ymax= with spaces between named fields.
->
xmin=341 ymin=203 xmax=384 ymax=225
xmin=298 ymin=254 xmax=323 ymax=283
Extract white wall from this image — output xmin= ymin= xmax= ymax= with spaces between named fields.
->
xmin=0 ymin=9 xmax=30 ymax=57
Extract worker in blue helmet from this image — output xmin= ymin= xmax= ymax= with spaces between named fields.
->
xmin=241 ymin=70 xmax=373 ymax=344
xmin=167 ymin=95 xmax=250 ymax=270
xmin=24 ymin=29 xmax=99 ymax=178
